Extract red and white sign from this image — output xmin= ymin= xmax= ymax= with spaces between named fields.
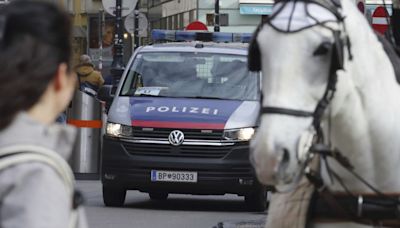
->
xmin=185 ymin=21 xmax=209 ymax=31
xmin=372 ymin=6 xmax=390 ymax=35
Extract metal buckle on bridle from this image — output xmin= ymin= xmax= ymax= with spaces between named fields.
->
xmin=357 ymin=195 xmax=364 ymax=218
xmin=297 ymin=128 xmax=317 ymax=163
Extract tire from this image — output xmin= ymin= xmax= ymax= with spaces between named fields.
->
xmin=245 ymin=184 xmax=270 ymax=212
xmin=103 ymin=185 xmax=126 ymax=207
xmin=149 ymin=192 xmax=168 ymax=200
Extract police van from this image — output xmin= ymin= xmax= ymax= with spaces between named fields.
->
xmin=99 ymin=30 xmax=268 ymax=211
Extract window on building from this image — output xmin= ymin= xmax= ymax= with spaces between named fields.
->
xmin=174 ymin=14 xmax=179 ymax=29
xmin=220 ymin=14 xmax=229 ymax=26
xmin=168 ymin=16 xmax=173 ymax=30
xmin=161 ymin=18 xmax=167 ymax=29
xmin=179 ymin=13 xmax=184 ymax=29
xmin=151 ymin=20 xmax=161 ymax=30
xmin=206 ymin=13 xmax=229 ymax=26
xmin=189 ymin=10 xmax=196 ymax=23
xmin=183 ymin=12 xmax=190 ymax=27
xmin=206 ymin=14 xmax=213 ymax=26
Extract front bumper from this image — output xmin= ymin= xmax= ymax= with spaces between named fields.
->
xmin=101 ymin=136 xmax=259 ymax=196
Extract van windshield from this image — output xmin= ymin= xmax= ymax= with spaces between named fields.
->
xmin=120 ymin=52 xmax=260 ymax=101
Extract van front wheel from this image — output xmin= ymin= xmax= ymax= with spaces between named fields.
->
xmin=103 ymin=185 xmax=126 ymax=207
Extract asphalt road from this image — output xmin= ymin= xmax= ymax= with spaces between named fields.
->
xmin=76 ymin=180 xmax=266 ymax=228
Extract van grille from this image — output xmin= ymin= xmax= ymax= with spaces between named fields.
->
xmin=132 ymin=127 xmax=223 ymax=140
xmin=123 ymin=143 xmax=232 ymax=159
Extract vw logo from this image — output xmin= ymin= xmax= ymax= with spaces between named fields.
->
xmin=168 ymin=130 xmax=185 ymax=146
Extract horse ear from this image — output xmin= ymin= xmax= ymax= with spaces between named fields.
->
xmin=248 ymin=24 xmax=263 ymax=72
xmin=248 ymin=39 xmax=262 ymax=72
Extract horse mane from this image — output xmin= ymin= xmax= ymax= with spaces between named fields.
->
xmin=377 ymin=33 xmax=400 ymax=84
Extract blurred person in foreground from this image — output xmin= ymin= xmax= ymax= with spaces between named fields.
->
xmin=0 ymin=1 xmax=88 ymax=228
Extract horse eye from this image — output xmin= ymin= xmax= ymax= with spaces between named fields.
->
xmin=313 ymin=42 xmax=331 ymax=56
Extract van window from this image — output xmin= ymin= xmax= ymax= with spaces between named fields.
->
xmin=120 ymin=52 xmax=260 ymax=101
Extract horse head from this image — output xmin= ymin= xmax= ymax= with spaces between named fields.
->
xmin=249 ymin=0 xmax=400 ymax=193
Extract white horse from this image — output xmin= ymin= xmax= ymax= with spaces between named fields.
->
xmin=249 ymin=0 xmax=400 ymax=227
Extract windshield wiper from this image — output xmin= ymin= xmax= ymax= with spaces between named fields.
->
xmin=134 ymin=94 xmax=168 ymax=97
xmin=191 ymin=96 xmax=227 ymax=100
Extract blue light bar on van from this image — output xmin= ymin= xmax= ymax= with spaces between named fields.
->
xmin=151 ymin=29 xmax=252 ymax=43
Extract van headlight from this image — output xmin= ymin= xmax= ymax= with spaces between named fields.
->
xmin=106 ymin=123 xmax=133 ymax=137
xmin=223 ymin=128 xmax=255 ymax=141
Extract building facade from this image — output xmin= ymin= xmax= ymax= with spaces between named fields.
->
xmin=60 ymin=0 xmax=149 ymax=73
xmin=1 ymin=0 xmax=392 ymax=70
xmin=147 ymin=0 xmax=274 ymax=33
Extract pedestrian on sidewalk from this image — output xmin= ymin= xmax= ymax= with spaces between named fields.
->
xmin=0 ymin=1 xmax=88 ymax=228
xmin=76 ymin=54 xmax=105 ymax=91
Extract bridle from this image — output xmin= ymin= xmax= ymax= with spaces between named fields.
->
xmin=257 ymin=0 xmax=400 ymax=225
xmin=261 ymin=0 xmax=346 ymax=142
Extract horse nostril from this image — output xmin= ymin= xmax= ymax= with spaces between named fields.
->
xmin=275 ymin=147 xmax=291 ymax=182
xmin=281 ymin=148 xmax=290 ymax=169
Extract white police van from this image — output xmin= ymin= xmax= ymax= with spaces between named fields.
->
xmin=99 ymin=30 xmax=269 ymax=211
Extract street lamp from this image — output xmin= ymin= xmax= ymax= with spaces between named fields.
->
xmin=134 ymin=1 xmax=140 ymax=50
xmin=214 ymin=0 xmax=220 ymax=32
xmin=111 ymin=0 xmax=125 ymax=87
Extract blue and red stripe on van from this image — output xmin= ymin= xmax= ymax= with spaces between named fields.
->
xmin=129 ymin=97 xmax=242 ymax=129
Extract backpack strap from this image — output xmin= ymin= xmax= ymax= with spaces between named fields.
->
xmin=0 ymin=145 xmax=79 ymax=228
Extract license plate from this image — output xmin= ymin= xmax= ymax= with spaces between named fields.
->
xmin=151 ymin=170 xmax=198 ymax=183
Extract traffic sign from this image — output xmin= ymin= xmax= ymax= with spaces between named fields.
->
xmin=372 ymin=6 xmax=390 ymax=35
xmin=124 ymin=12 xmax=148 ymax=37
xmin=185 ymin=21 xmax=208 ymax=31
xmin=102 ymin=0 xmax=137 ymax=17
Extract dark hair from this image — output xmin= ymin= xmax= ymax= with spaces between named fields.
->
xmin=0 ymin=1 xmax=72 ymax=129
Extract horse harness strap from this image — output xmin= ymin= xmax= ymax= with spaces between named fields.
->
xmin=310 ymin=188 xmax=400 ymax=226
xmin=305 ymin=147 xmax=400 ymax=227
xmin=260 ymin=32 xmax=340 ymax=140
xmin=260 ymin=107 xmax=313 ymax=117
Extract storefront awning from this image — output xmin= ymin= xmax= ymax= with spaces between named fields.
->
xmin=240 ymin=3 xmax=274 ymax=15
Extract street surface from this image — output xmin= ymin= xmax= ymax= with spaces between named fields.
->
xmin=77 ymin=180 xmax=266 ymax=228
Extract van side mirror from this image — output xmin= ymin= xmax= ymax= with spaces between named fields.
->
xmin=97 ymin=85 xmax=114 ymax=113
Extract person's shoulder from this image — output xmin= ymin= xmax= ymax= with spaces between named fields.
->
xmin=0 ymin=162 xmax=71 ymax=228
xmin=0 ymin=161 xmax=63 ymax=181
xmin=0 ymin=161 xmax=68 ymax=200
xmin=92 ymin=70 xmax=103 ymax=77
